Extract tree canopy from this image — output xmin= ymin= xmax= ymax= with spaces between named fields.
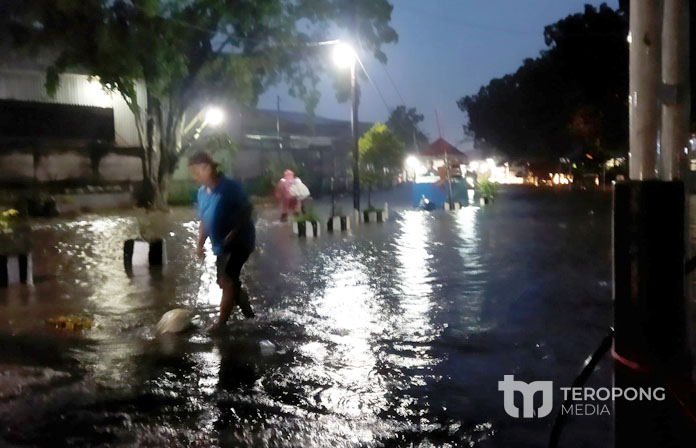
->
xmin=386 ymin=105 xmax=428 ymax=150
xmin=2 ymin=0 xmax=398 ymax=207
xmin=358 ymin=122 xmax=405 ymax=205
xmin=458 ymin=3 xmax=628 ymax=163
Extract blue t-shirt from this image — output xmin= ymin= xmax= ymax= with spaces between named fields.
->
xmin=197 ymin=175 xmax=255 ymax=255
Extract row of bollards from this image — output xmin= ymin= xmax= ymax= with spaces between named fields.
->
xmin=0 ymin=254 xmax=32 ymax=287
xmin=124 ymin=238 xmax=166 ymax=275
xmin=291 ymin=203 xmax=389 ymax=238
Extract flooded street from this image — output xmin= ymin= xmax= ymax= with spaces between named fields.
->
xmin=0 ymin=187 xmax=615 ymax=447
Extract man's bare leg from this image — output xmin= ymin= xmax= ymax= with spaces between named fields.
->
xmin=208 ymin=276 xmax=235 ymax=333
xmin=234 ymin=281 xmax=255 ymax=318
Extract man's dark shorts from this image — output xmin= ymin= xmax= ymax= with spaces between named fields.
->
xmin=216 ymin=244 xmax=253 ymax=284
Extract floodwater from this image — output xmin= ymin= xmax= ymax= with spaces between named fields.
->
xmin=0 ymin=187 xmax=615 ymax=447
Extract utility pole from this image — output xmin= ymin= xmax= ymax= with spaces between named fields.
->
xmin=331 ymin=147 xmax=336 ymax=217
xmin=628 ymin=0 xmax=662 ymax=180
xmin=614 ymin=1 xmax=693 ymax=445
xmin=435 ymin=109 xmax=453 ymax=209
xmin=276 ymin=95 xmax=283 ymax=151
xmin=351 ymin=51 xmax=360 ymax=212
xmin=660 ymin=0 xmax=690 ymax=180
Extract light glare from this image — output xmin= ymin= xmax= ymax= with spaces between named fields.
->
xmin=333 ymin=43 xmax=356 ymax=69
xmin=205 ymin=107 xmax=225 ymax=127
xmin=405 ymin=155 xmax=419 ymax=168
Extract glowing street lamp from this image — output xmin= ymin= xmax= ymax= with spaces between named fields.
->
xmin=405 ymin=155 xmax=420 ymax=182
xmin=333 ymin=43 xmax=356 ymax=69
xmin=204 ymin=107 xmax=225 ymax=127
xmin=333 ymin=42 xmax=361 ymax=212
xmin=183 ymin=105 xmax=226 ymax=141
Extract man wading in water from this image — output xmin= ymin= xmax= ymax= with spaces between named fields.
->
xmin=189 ymin=151 xmax=255 ymax=333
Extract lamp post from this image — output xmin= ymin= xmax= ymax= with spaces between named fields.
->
xmin=333 ymin=43 xmax=360 ymax=212
xmin=181 ymin=106 xmax=226 ymax=162
xmin=183 ymin=106 xmax=225 ymax=140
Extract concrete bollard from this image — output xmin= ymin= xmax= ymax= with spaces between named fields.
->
xmin=327 ymin=216 xmax=350 ymax=232
xmin=363 ymin=207 xmax=387 ymax=223
xmin=0 ymin=254 xmax=33 ymax=287
xmin=444 ymin=202 xmax=462 ymax=211
xmin=292 ymin=221 xmax=320 ymax=238
xmin=124 ymin=239 xmax=166 ymax=273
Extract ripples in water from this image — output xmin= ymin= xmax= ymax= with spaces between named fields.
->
xmin=0 ymin=190 xmax=613 ymax=447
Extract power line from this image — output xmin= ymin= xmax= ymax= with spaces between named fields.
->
xmin=355 ymin=55 xmax=392 ymax=115
xmin=130 ymin=2 xmax=396 ymax=115
xmin=381 ymin=64 xmax=405 ymax=106
xmin=129 ymin=2 xmax=338 ymax=49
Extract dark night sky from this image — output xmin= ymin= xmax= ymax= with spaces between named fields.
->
xmin=258 ymin=0 xmax=620 ymax=149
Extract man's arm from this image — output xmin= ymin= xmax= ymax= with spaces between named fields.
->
xmin=197 ymin=221 xmax=208 ymax=259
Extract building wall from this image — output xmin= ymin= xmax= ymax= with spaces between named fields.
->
xmin=98 ymin=153 xmax=143 ymax=182
xmin=0 ymin=151 xmax=33 ymax=182
xmin=0 ymin=148 xmax=142 ymax=187
xmin=0 ymin=67 xmax=146 ymax=191
xmin=0 ymin=69 xmax=146 ymax=148
xmin=34 ymin=151 xmax=92 ymax=182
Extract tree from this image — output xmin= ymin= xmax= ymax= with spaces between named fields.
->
xmin=3 ymin=0 xmax=397 ymax=208
xmin=458 ymin=4 xmax=628 ymax=163
xmin=386 ymin=105 xmax=428 ymax=150
xmin=358 ymin=123 xmax=405 ymax=208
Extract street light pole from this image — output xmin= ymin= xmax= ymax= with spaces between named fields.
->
xmin=332 ymin=42 xmax=360 ymax=212
xmin=350 ymin=59 xmax=360 ymax=212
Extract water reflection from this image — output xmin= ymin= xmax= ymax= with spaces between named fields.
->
xmin=393 ymin=210 xmax=437 ymax=349
xmin=0 ymin=191 xmax=615 ymax=447
xmin=454 ymin=207 xmax=489 ymax=332
xmin=313 ymin=256 xmax=385 ymax=418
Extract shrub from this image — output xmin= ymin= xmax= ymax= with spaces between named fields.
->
xmin=478 ymin=177 xmax=498 ymax=200
xmin=292 ymin=207 xmax=320 ymax=223
xmin=0 ymin=209 xmax=20 ymax=233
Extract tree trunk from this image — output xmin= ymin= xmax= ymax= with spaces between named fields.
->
xmin=141 ymin=96 xmax=185 ymax=210
xmin=123 ymin=88 xmax=186 ymax=210
xmin=164 ymin=101 xmax=183 ymax=208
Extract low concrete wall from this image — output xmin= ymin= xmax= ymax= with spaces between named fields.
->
xmin=56 ymin=191 xmax=133 ymax=214
xmin=0 ymin=151 xmax=33 ymax=181
xmin=99 ymin=153 xmax=143 ymax=182
xmin=35 ymin=151 xmax=91 ymax=182
xmin=0 ymin=148 xmax=142 ymax=186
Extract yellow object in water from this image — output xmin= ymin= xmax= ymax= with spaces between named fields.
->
xmin=46 ymin=315 xmax=93 ymax=331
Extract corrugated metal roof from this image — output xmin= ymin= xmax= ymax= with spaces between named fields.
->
xmin=0 ymin=69 xmax=114 ymax=108
xmin=113 ymin=82 xmax=147 ymax=148
xmin=0 ymin=69 xmax=147 ymax=147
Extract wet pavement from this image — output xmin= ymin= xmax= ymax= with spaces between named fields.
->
xmin=0 ymin=186 xmax=616 ymax=447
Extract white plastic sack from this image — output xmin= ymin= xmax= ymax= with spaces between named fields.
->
xmin=157 ymin=308 xmax=193 ymax=334
xmin=259 ymin=339 xmax=276 ymax=356
xmin=289 ymin=178 xmax=311 ymax=200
